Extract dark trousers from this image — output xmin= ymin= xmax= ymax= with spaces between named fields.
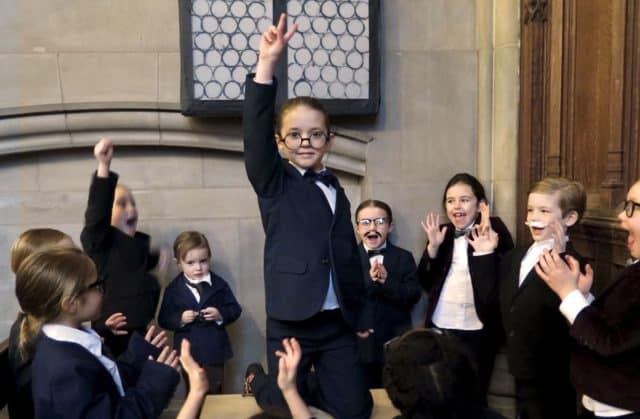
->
xmin=361 ymin=361 xmax=384 ymax=389
xmin=432 ymin=326 xmax=495 ymax=405
xmin=252 ymin=310 xmax=373 ymax=419
xmin=515 ymin=376 xmax=577 ymax=419
xmin=183 ymin=363 xmax=224 ymax=395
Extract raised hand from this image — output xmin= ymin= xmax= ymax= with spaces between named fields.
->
xmin=151 ymin=345 xmax=180 ymax=372
xmin=421 ymin=212 xmax=447 ymax=258
xmin=94 ymin=138 xmax=113 ymax=177
xmin=144 ymin=325 xmax=168 ymax=349
xmin=275 ymin=338 xmax=301 ymax=393
xmin=550 ymin=220 xmax=568 ymax=253
xmin=255 ymin=13 xmax=298 ymax=83
xmin=535 ymin=249 xmax=581 ymax=299
xmin=467 ymin=224 xmax=498 ymax=253
xmin=180 ymin=339 xmax=208 ymax=396
xmin=478 ymin=200 xmax=492 ymax=233
xmin=105 ymin=312 xmax=128 ymax=336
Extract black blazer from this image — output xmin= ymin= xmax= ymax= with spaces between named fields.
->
xmin=357 ymin=242 xmax=421 ymax=363
xmin=243 ymin=76 xmax=368 ymax=330
xmin=569 ymin=261 xmax=640 ymax=410
xmin=158 ymin=272 xmax=242 ymax=365
xmin=31 ymin=332 xmax=179 ymax=419
xmin=81 ymin=172 xmax=160 ymax=333
xmin=417 ymin=216 xmax=514 ymax=330
xmin=499 ymin=243 xmax=583 ymax=380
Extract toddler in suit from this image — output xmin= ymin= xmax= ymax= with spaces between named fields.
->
xmin=354 ymin=199 xmax=421 ymax=388
xmin=158 ymin=230 xmax=242 ymax=394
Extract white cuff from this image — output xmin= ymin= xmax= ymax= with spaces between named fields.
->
xmin=559 ymin=289 xmax=590 ymax=324
xmin=472 ymin=250 xmax=495 ymax=256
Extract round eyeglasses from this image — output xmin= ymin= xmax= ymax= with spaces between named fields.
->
xmin=622 ymin=200 xmax=640 ymax=218
xmin=356 ymin=217 xmax=388 ymax=227
xmin=280 ymin=131 xmax=329 ymax=150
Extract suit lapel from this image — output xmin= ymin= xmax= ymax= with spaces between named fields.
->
xmin=505 ymin=247 xmax=528 ymax=303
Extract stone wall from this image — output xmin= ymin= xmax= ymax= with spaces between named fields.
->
xmin=0 ymin=0 xmax=519 ymax=398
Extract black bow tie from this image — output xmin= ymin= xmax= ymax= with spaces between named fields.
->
xmin=367 ymin=249 xmax=386 ymax=257
xmin=184 ymin=279 xmax=210 ymax=297
xmin=454 ymin=228 xmax=472 ymax=239
xmin=304 ymin=169 xmax=338 ymax=188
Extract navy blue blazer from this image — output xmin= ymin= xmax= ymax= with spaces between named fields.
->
xmin=158 ymin=272 xmax=241 ymax=365
xmin=243 ymin=76 xmax=368 ymax=330
xmin=81 ymin=172 xmax=160 ymax=333
xmin=357 ymin=242 xmax=420 ymax=363
xmin=31 ymin=332 xmax=179 ymax=419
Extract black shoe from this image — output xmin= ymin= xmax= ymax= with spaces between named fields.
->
xmin=243 ymin=362 xmax=265 ymax=397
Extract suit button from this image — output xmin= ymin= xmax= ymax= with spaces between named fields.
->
xmin=321 ymin=258 xmax=329 ymax=264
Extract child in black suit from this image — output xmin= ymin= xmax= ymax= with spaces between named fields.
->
xmin=81 ymin=138 xmax=169 ymax=356
xmin=417 ymin=173 xmax=514 ymax=400
xmin=354 ymin=199 xmax=421 ymax=388
xmin=158 ymin=230 xmax=242 ymax=394
xmin=242 ymin=13 xmax=373 ymax=419
xmin=16 ymin=247 xmax=179 ymax=419
xmin=497 ymin=177 xmax=587 ymax=419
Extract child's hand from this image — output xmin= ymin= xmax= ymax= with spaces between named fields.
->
xmin=180 ymin=339 xmax=209 ymax=396
xmin=535 ymin=249 xmax=583 ymax=300
xmin=144 ymin=325 xmax=168 ymax=349
xmin=275 ymin=338 xmax=301 ymax=393
xmin=550 ymin=220 xmax=567 ymax=253
xmin=182 ymin=310 xmax=199 ymax=325
xmin=255 ymin=13 xmax=298 ymax=83
xmin=94 ymin=138 xmax=113 ymax=177
xmin=467 ymin=225 xmax=498 ymax=253
xmin=105 ymin=312 xmax=128 ymax=336
xmin=356 ymin=329 xmax=374 ymax=339
xmin=421 ymin=212 xmax=447 ymax=258
xmin=576 ymin=260 xmax=594 ymax=296
xmin=200 ymin=307 xmax=222 ymax=322
xmin=478 ymin=201 xmax=493 ymax=233
xmin=151 ymin=345 xmax=180 ymax=372
xmin=369 ymin=260 xmax=388 ymax=283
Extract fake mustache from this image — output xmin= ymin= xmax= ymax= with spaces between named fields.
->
xmin=364 ymin=231 xmax=381 ymax=239
xmin=524 ymin=220 xmax=546 ymax=228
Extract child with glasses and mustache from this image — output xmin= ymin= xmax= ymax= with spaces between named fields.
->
xmin=354 ymin=199 xmax=421 ymax=389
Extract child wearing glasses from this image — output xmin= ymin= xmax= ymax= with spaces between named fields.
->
xmin=16 ymin=247 xmax=180 ymax=419
xmin=81 ymin=138 xmax=169 ymax=357
xmin=5 ymin=229 xmax=129 ymax=419
xmin=354 ymin=199 xmax=421 ymax=389
xmin=535 ymin=181 xmax=640 ymax=418
xmin=242 ymin=13 xmax=373 ymax=419
xmin=158 ymin=231 xmax=242 ymax=395
xmin=416 ymin=172 xmax=514 ymax=402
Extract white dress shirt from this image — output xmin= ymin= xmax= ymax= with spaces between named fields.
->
xmin=432 ymin=235 xmax=483 ymax=330
xmin=42 ymin=323 xmax=125 ymax=396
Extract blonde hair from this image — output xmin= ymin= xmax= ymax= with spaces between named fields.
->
xmin=10 ymin=228 xmax=73 ymax=273
xmin=173 ymin=231 xmax=211 ymax=262
xmin=528 ymin=177 xmax=587 ymax=222
xmin=15 ymin=247 xmax=96 ymax=359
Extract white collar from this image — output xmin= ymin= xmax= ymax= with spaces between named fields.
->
xmin=184 ymin=272 xmax=212 ymax=285
xmin=363 ymin=241 xmax=388 ymax=253
xmin=42 ymin=324 xmax=103 ymax=357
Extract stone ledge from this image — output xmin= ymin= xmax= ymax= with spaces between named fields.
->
xmin=0 ymin=110 xmax=371 ymax=176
